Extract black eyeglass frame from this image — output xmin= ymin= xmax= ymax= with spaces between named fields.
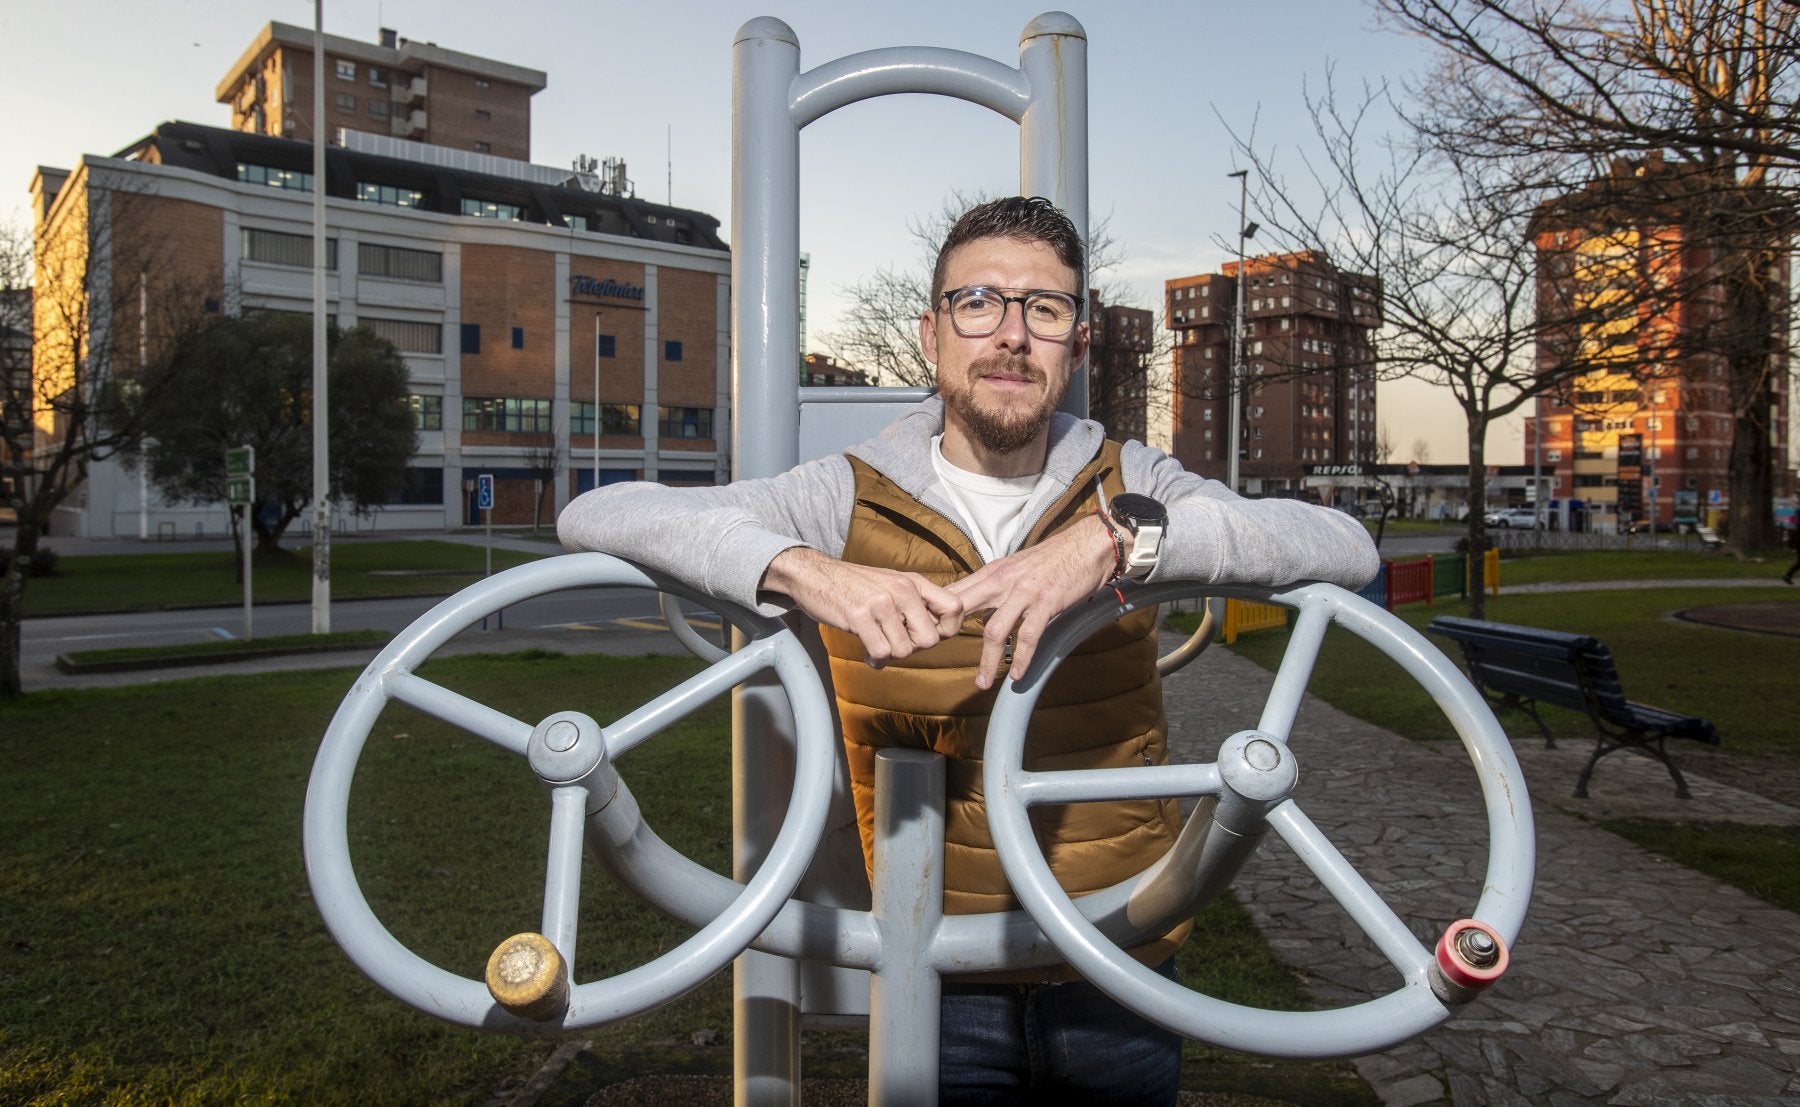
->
xmin=938 ymin=286 xmax=1087 ymax=340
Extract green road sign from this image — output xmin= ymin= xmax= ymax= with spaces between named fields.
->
xmin=228 ymin=477 xmax=254 ymax=506
xmin=226 ymin=446 xmax=254 ymax=477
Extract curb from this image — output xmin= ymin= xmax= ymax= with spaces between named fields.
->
xmin=56 ymin=639 xmax=385 ymax=675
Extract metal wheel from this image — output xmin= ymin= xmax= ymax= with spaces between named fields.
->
xmin=304 ymin=553 xmax=836 ymax=1031
xmin=983 ymin=579 xmax=1533 ymax=1057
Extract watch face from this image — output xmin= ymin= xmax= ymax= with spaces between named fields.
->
xmin=1111 ymin=492 xmax=1167 ymax=528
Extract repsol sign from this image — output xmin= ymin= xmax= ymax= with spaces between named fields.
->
xmin=569 ymin=275 xmax=645 ymax=302
xmin=1307 ymin=464 xmax=1363 ymax=476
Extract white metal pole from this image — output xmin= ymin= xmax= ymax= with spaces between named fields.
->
xmin=242 ymin=502 xmax=254 ymax=639
xmin=138 ymin=272 xmax=149 ymax=540
xmin=310 ymin=0 xmax=331 ymax=633
xmin=593 ymin=312 xmax=601 ymax=492
xmin=1228 ymin=169 xmax=1248 ymax=494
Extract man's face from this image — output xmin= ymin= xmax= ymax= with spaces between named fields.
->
xmin=921 ymin=236 xmax=1089 ymax=465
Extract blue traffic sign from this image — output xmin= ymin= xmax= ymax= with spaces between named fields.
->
xmin=477 ymin=474 xmax=494 ymax=510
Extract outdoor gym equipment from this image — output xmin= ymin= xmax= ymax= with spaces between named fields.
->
xmin=304 ymin=560 xmax=1532 ymax=1072
xmin=302 ymin=11 xmax=1534 ymax=1100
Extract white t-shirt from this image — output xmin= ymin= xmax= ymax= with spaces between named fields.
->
xmin=930 ymin=435 xmax=1051 ymax=564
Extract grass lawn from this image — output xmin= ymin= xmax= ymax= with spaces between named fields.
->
xmin=1496 ymin=546 xmax=1794 ymax=585
xmin=1 ymin=653 xmax=1372 ymax=1105
xmin=1174 ymin=563 xmax=1799 ymax=915
xmin=22 ymin=540 xmax=544 ymax=617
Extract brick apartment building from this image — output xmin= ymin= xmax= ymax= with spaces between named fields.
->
xmin=29 ymin=23 xmax=731 ymax=539
xmin=1165 ymin=250 xmax=1381 ymax=503
xmin=1088 ymin=289 xmax=1154 ymax=445
xmin=1528 ymin=154 xmax=1790 ymax=530
xmin=218 ymin=22 xmax=544 ymax=161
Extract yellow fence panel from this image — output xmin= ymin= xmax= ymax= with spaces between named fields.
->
xmin=1222 ymin=598 xmax=1288 ymax=644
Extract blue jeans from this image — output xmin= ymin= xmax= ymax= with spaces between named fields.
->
xmin=938 ymin=959 xmax=1183 ymax=1105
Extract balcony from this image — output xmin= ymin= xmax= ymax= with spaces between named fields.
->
xmin=390 ymin=109 xmax=428 ymax=137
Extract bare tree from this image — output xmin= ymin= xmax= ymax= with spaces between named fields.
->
xmin=1228 ymin=74 xmax=1642 ymax=613
xmin=522 ymin=432 xmax=564 ymax=533
xmin=2 ymin=184 xmax=216 ymax=697
xmin=1378 ymin=0 xmax=1799 ymax=553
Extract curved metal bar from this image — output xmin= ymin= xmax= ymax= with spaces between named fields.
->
xmin=658 ymin=592 xmax=729 ymax=663
xmin=790 ymin=46 xmax=1031 ymax=128
xmin=1156 ymin=596 xmax=1222 ymax=676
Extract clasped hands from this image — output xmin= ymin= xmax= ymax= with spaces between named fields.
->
xmin=761 ymin=515 xmax=1121 ymax=689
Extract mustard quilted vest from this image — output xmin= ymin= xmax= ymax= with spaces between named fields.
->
xmin=818 ymin=441 xmax=1190 ymax=973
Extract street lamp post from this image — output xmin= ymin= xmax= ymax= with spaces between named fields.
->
xmin=1226 ymin=169 xmax=1258 ymax=495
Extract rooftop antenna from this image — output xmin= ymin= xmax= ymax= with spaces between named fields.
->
xmin=666 ymin=124 xmax=672 ymax=205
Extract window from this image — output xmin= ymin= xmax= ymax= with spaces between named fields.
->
xmin=369 ymin=99 xmax=389 ymax=119
xmin=408 ymin=394 xmax=443 ymax=431
xmin=461 ymin=324 xmax=481 ymax=354
xmin=463 ymin=397 xmax=553 ymax=433
xmin=596 ymin=334 xmax=616 ymax=358
xmin=387 ymin=466 xmax=443 ymax=505
xmin=336 ymin=92 xmax=357 ymax=112
xmin=566 ymin=214 xmax=590 ymax=232
xmin=358 ymin=242 xmax=442 ymax=282
xmin=475 ymin=77 xmax=491 ymax=88
xmin=361 ymin=317 xmax=442 ymax=353
xmin=461 ymin=198 xmax=523 ymax=221
xmin=474 ymin=108 xmax=492 ymax=121
xmin=368 ymin=67 xmax=388 ymax=88
xmin=474 ymin=141 xmax=491 ymax=153
xmin=664 ymin=340 xmax=684 ymax=362
xmin=358 ymin=182 xmax=425 ymax=208
xmin=572 ymin=402 xmax=641 ymax=436
xmin=336 ymin=60 xmax=356 ymax=80
xmin=237 ymin=163 xmax=313 ymax=192
xmin=658 ymin=406 xmax=713 ymax=439
xmin=511 ymin=327 xmax=524 ymax=349
xmin=241 ymin=227 xmax=336 ymax=269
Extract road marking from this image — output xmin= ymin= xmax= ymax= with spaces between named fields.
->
xmin=210 ymin=627 xmax=237 ymax=640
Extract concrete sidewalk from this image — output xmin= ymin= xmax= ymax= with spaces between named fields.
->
xmin=1160 ymin=637 xmax=1800 ymax=1106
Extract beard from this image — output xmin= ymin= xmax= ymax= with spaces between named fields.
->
xmin=940 ymin=353 xmax=1067 ymax=455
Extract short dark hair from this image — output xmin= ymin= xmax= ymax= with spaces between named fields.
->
xmin=930 ymin=196 xmax=1084 ymax=302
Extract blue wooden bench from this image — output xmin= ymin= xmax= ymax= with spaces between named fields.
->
xmin=1426 ymin=616 xmax=1719 ymax=799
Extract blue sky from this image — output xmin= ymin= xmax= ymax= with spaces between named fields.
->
xmin=1 ymin=0 xmax=1508 ymax=463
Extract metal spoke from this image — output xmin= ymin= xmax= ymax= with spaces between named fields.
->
xmin=542 ymin=786 xmax=588 ymax=963
xmin=1258 ymin=600 xmax=1331 ymax=740
xmin=602 ymin=638 xmax=777 ymax=756
xmin=1017 ymin=763 xmax=1220 ymax=807
xmin=1267 ymin=801 xmax=1434 ymax=978
xmin=387 ymin=671 xmax=534 ymax=756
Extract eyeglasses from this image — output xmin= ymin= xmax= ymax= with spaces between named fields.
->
xmin=940 ymin=286 xmax=1084 ymax=340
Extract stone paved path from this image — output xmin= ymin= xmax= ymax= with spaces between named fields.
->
xmin=1158 ymin=635 xmax=1800 ymax=1106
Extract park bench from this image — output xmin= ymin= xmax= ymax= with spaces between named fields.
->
xmin=1427 ymin=615 xmax=1719 ymax=799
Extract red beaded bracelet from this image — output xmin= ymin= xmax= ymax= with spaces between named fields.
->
xmin=1095 ymin=507 xmax=1127 ymax=583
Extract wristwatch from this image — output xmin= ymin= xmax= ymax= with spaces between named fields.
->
xmin=1108 ymin=493 xmax=1167 ymax=580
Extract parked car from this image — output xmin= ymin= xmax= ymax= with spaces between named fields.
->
xmin=1626 ymin=519 xmax=1683 ymax=534
xmin=1486 ymin=507 xmax=1541 ymax=529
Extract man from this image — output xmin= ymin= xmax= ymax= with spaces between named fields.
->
xmin=559 ymin=196 xmax=1378 ymax=1103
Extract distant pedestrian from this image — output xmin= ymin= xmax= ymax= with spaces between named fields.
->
xmin=1784 ymin=521 xmax=1799 ymax=585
